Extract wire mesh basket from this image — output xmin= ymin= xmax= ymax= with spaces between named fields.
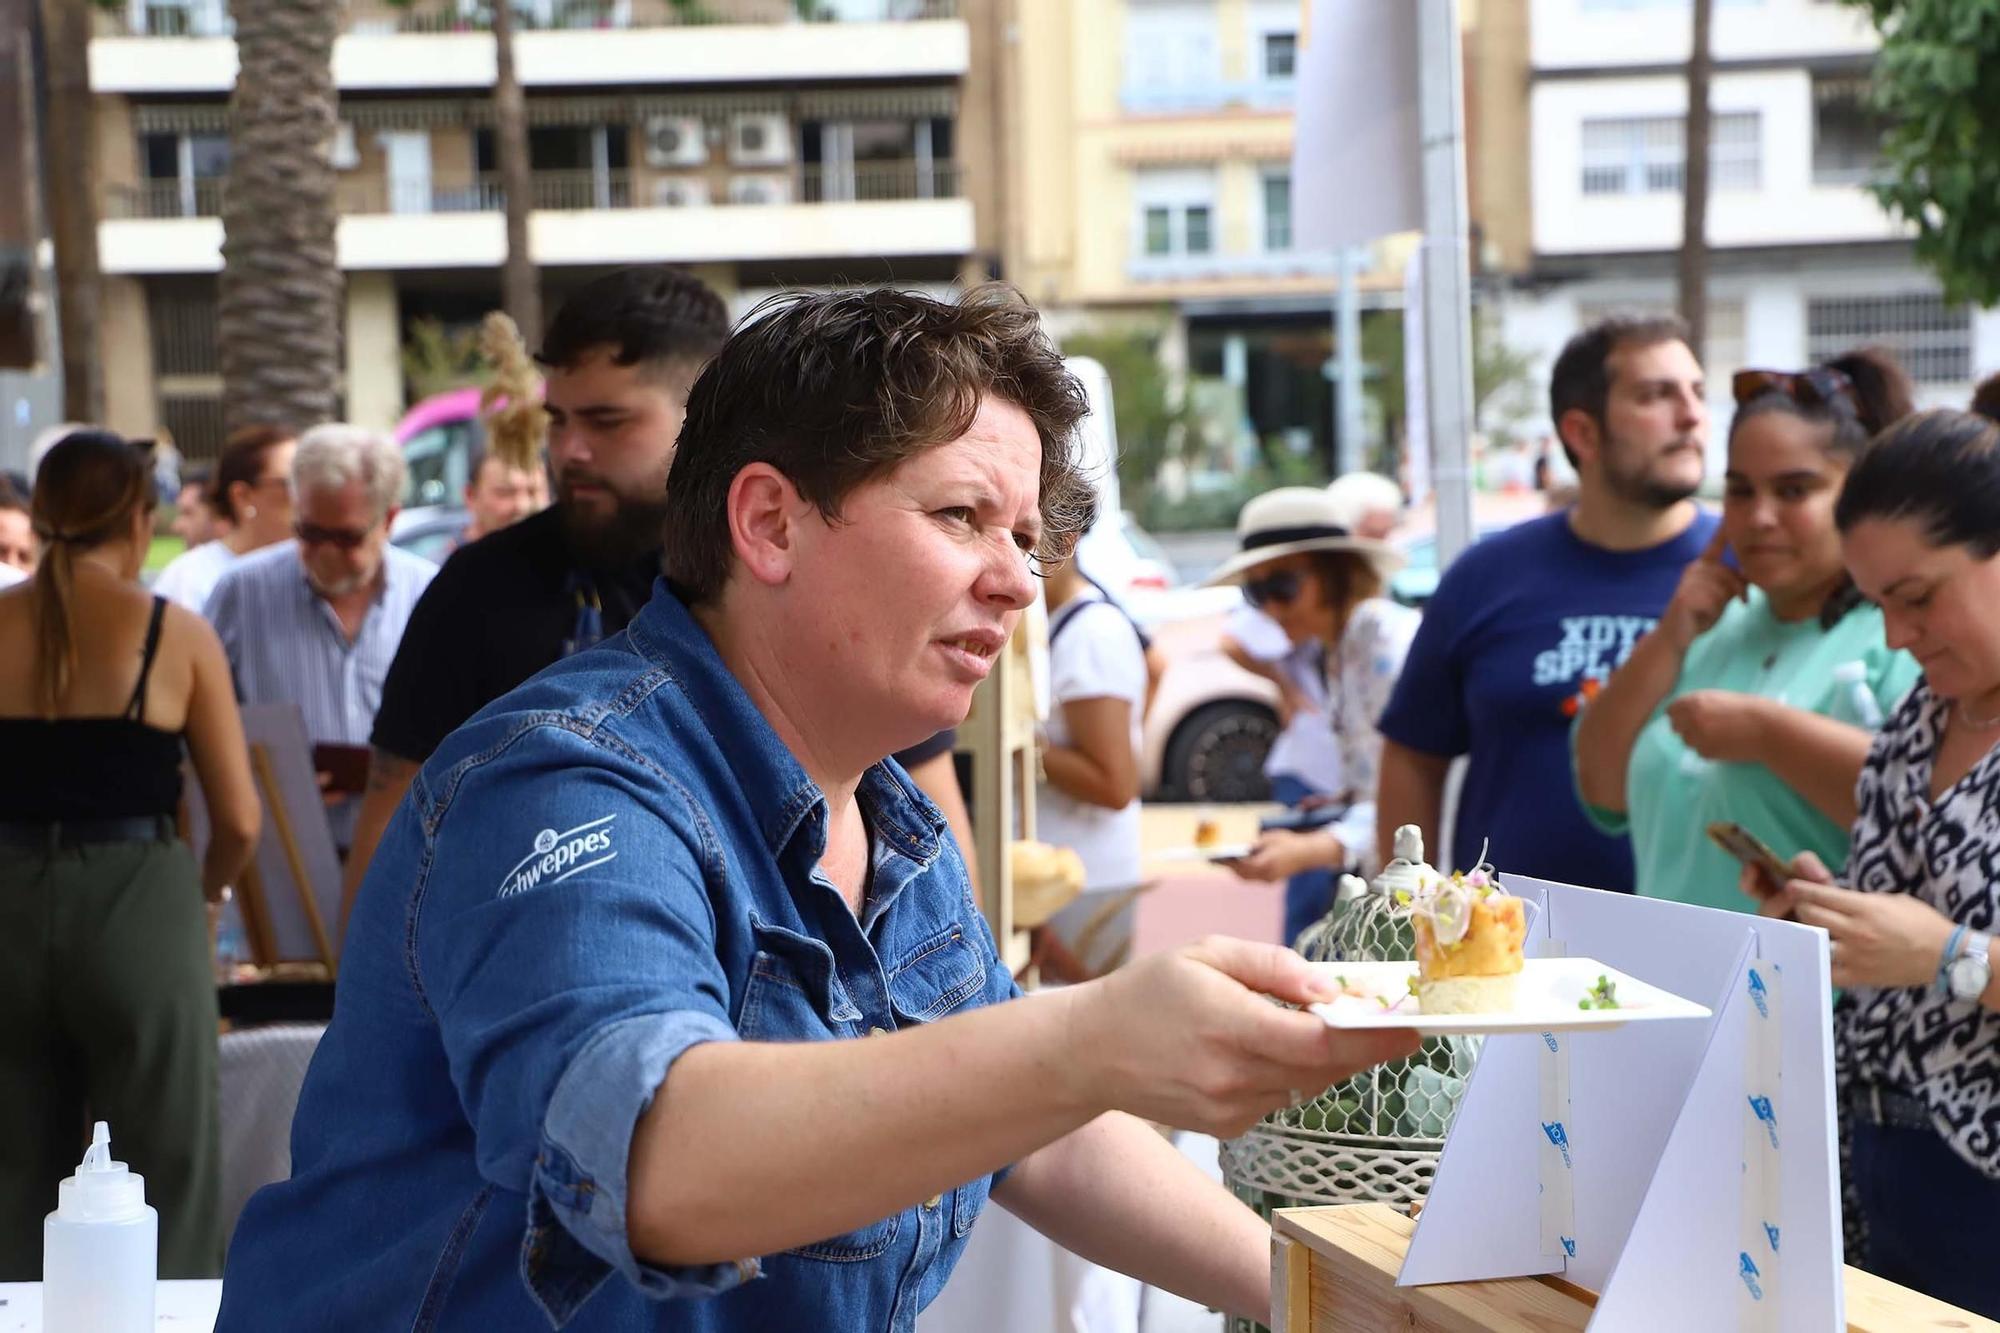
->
xmin=1218 ymin=861 xmax=1480 ymax=1333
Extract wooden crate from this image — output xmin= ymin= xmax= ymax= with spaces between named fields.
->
xmin=956 ymin=605 xmax=1042 ymax=976
xmin=1270 ymin=1204 xmax=1997 ymax=1333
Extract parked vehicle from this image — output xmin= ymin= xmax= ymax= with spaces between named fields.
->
xmin=394 ymin=386 xmax=517 ymax=508
xmin=389 ymin=504 xmax=469 ymax=564
xmin=1139 ymin=605 xmax=1280 ymax=802
xmin=1390 ymin=525 xmax=1507 ymax=607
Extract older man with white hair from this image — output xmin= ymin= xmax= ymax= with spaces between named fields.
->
xmin=205 ymin=424 xmax=436 ymax=849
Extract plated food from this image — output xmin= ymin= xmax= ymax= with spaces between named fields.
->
xmin=1375 ymin=826 xmax=1527 ymax=1016
xmin=1309 ymin=829 xmax=1706 ymax=1034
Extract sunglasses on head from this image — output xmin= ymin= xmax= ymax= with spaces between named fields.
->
xmin=1242 ymin=569 xmax=1304 ymax=609
xmin=1731 ymin=366 xmax=1857 ymax=412
xmin=294 ymin=520 xmax=373 ymax=551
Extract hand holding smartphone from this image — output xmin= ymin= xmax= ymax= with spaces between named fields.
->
xmin=1705 ymin=821 xmax=1794 ymax=895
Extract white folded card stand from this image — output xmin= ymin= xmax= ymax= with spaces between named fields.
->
xmin=1400 ymin=877 xmax=1840 ymax=1332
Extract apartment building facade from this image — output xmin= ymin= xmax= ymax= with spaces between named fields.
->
xmin=1001 ymin=0 xmax=1388 ymax=469
xmin=88 ymin=0 xmax=1001 ymax=456
xmin=1503 ymin=0 xmax=2000 ymax=436
xmin=1001 ymin=0 xmax=1533 ymax=474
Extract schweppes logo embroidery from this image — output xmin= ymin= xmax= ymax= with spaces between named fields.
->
xmin=497 ymin=815 xmax=617 ymax=898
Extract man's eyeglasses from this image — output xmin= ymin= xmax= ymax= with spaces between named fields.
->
xmin=1732 ymin=367 xmax=1857 ymax=412
xmin=1242 ymin=569 xmax=1304 ymax=609
xmin=294 ymin=521 xmax=373 ymax=550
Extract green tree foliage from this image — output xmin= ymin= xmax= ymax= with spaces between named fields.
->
xmin=1848 ymin=0 xmax=2000 ymax=305
xmin=400 ymin=318 xmax=493 ymax=403
xmin=1363 ymin=306 xmax=1540 ymax=453
xmin=1059 ymin=325 xmax=1191 ymax=509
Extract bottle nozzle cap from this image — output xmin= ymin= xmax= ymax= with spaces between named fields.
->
xmin=56 ymin=1121 xmax=147 ymax=1221
xmin=80 ymin=1121 xmax=112 ymax=1172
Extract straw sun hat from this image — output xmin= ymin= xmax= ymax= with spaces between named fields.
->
xmin=1202 ymin=485 xmax=1405 ymax=588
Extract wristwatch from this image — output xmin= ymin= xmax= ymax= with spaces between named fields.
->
xmin=1947 ymin=929 xmax=1994 ymax=1002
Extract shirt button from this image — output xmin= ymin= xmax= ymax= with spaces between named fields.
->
xmin=867 ymin=1026 xmax=890 ymax=1038
xmin=925 ymin=1194 xmax=942 ymax=1210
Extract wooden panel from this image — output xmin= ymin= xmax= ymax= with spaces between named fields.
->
xmin=1277 ymin=1205 xmax=2000 ymax=1333
xmin=1845 ymin=1265 xmax=2000 ymax=1333
xmin=1271 ymin=1233 xmax=1312 ymax=1333
xmin=1283 ymin=1205 xmax=1590 ymax=1332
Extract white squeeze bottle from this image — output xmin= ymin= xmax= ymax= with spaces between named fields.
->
xmin=42 ymin=1121 xmax=156 ymax=1333
xmin=1833 ymin=660 xmax=1884 ymax=728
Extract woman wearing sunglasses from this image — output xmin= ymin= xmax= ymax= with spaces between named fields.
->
xmin=0 ymin=431 xmax=261 ymax=1278
xmin=1205 ymin=488 xmax=1414 ymax=922
xmin=1573 ymin=349 xmax=1919 ymax=914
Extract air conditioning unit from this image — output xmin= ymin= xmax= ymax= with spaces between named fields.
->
xmin=644 ymin=115 xmax=707 ymax=169
xmin=728 ymin=113 xmax=792 ymax=167
xmin=728 ymin=174 xmax=791 ymax=206
xmin=330 ymin=123 xmax=360 ymax=171
xmin=650 ymin=177 xmax=710 ymax=208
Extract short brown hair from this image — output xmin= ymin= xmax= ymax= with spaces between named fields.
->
xmin=662 ymin=284 xmax=1094 ymax=603
xmin=1549 ymin=313 xmax=1691 ymax=467
xmin=537 ymin=265 xmax=729 ymax=376
xmin=1971 ymin=370 xmax=2000 ymax=425
xmin=1309 ymin=549 xmax=1383 ymax=613
xmin=213 ymin=422 xmax=294 ymax=522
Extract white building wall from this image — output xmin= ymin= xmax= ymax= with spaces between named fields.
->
xmin=90 ymin=19 xmax=970 ymax=94
xmin=1531 ymin=0 xmax=1876 ymax=71
xmin=1501 ymin=264 xmax=1991 ymax=469
xmin=1531 ymin=70 xmax=1906 ymax=256
xmin=1513 ymin=0 xmax=1997 ymax=450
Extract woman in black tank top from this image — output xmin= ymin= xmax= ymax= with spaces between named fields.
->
xmin=0 ymin=431 xmax=260 ymax=1280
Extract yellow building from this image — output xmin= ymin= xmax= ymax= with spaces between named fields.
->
xmin=1000 ymin=0 xmax=1529 ymax=472
xmin=1001 ymin=0 xmax=1394 ymax=468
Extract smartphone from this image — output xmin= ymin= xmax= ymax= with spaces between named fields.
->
xmin=1259 ymin=805 xmax=1344 ymax=834
xmin=1705 ymin=821 xmax=1793 ymax=890
xmin=312 ymin=743 xmax=373 ymax=796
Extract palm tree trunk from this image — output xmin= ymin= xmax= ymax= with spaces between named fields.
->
xmin=1677 ymin=0 xmax=1714 ymax=364
xmin=218 ymin=0 xmax=342 ymax=434
xmin=492 ymin=0 xmax=540 ymax=341
xmin=39 ymin=0 xmax=102 ymax=423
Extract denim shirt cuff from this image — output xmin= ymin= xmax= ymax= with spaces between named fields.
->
xmin=522 ymin=1011 xmax=756 ymax=1325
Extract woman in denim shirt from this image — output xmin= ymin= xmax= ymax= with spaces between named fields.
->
xmin=217 ymin=287 xmax=1417 ymax=1333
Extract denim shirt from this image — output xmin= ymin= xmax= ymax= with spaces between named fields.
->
xmin=216 ymin=584 xmax=1019 ymax=1332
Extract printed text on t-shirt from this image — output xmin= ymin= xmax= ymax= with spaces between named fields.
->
xmin=1532 ymin=615 xmax=1657 ymax=688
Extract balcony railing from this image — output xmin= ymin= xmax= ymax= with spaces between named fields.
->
xmin=105 ymin=178 xmax=226 ymax=220
xmin=103 ymin=0 xmax=956 ymax=38
xmin=109 ymin=161 xmax=961 ymax=220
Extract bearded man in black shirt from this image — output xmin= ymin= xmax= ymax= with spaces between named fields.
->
xmin=341 ymin=268 xmax=730 ymax=926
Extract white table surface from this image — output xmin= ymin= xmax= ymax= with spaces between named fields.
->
xmin=0 ymin=1280 xmax=221 ymax=1331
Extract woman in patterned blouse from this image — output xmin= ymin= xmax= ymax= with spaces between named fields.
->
xmin=1207 ymin=487 xmax=1418 ymax=925
xmin=1749 ymin=409 xmax=2000 ymax=1316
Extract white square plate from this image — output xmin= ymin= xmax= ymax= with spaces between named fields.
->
xmin=1306 ymin=957 xmax=1712 ymax=1035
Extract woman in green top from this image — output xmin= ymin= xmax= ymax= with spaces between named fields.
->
xmin=1572 ymin=349 xmax=1922 ymax=912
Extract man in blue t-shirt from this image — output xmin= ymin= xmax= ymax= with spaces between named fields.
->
xmin=1375 ymin=314 xmax=1719 ymax=893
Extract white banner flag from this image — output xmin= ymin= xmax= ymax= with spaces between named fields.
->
xmin=1403 ymin=254 xmax=1430 ymax=505
xmin=1292 ymin=0 xmax=1423 ymax=252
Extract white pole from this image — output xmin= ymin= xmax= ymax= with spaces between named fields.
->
xmin=1417 ymin=0 xmax=1477 ymax=567
xmin=1336 ymin=244 xmax=1364 ymax=477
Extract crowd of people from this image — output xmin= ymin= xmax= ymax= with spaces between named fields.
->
xmin=0 ymin=271 xmax=1997 ymax=1324
xmin=1207 ymin=312 xmax=2000 ymax=1316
